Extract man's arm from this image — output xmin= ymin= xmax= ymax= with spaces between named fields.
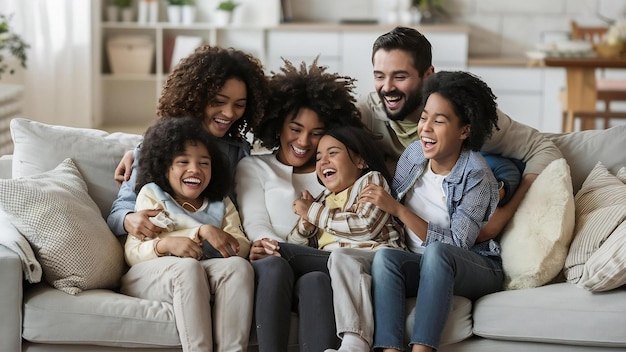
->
xmin=477 ymin=110 xmax=563 ymax=242
xmin=477 ymin=173 xmax=537 ymax=242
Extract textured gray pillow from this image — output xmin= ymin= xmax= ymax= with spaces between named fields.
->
xmin=0 ymin=158 xmax=125 ymax=295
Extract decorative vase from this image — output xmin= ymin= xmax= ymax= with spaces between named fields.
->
xmin=137 ymin=0 xmax=149 ymax=24
xmin=121 ymin=7 xmax=134 ymax=22
xmin=147 ymin=0 xmax=159 ymax=23
xmin=214 ymin=10 xmax=232 ymax=26
xmin=168 ymin=5 xmax=182 ymax=24
xmin=181 ymin=5 xmax=196 ymax=25
xmin=106 ymin=5 xmax=119 ymax=22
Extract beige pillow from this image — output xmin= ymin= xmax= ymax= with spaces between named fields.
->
xmin=576 ymin=166 xmax=626 ymax=291
xmin=564 ymin=163 xmax=626 ymax=284
xmin=10 ymin=118 xmax=143 ymax=217
xmin=618 ymin=167 xmax=626 ymax=182
xmin=0 ymin=158 xmax=125 ymax=295
xmin=579 ymin=220 xmax=626 ymax=292
xmin=500 ymin=158 xmax=575 ymax=290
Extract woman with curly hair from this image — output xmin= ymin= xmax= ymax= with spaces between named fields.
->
xmin=107 ymin=45 xmax=269 ymax=241
xmin=122 ymin=116 xmax=253 ymax=351
xmin=235 ymin=58 xmax=364 ymax=352
xmin=328 ymin=71 xmax=502 ymax=352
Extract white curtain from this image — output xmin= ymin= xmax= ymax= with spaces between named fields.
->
xmin=0 ymin=0 xmax=92 ymax=127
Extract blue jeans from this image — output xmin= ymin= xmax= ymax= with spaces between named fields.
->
xmin=372 ymin=243 xmax=504 ymax=351
xmin=481 ymin=152 xmax=524 ymax=207
xmin=253 ymin=243 xmax=338 ymax=352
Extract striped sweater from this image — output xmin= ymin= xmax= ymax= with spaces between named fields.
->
xmin=288 ymin=171 xmax=405 ymax=250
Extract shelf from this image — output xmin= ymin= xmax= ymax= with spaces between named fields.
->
xmin=101 ymin=22 xmax=267 ymax=30
xmin=102 ymin=73 xmax=158 ymax=82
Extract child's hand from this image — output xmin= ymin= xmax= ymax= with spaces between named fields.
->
xmin=249 ymin=238 xmax=281 ymax=262
xmin=300 ymin=217 xmax=316 ymax=229
xmin=293 ymin=190 xmax=314 ymax=221
xmin=359 ymin=184 xmax=401 ymax=217
xmin=158 ymin=237 xmax=202 ymax=259
xmin=198 ymin=224 xmax=240 ymax=258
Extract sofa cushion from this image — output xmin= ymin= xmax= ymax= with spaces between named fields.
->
xmin=0 ymin=159 xmax=125 ymax=295
xmin=472 ymin=282 xmax=626 ymax=346
xmin=10 ymin=118 xmax=142 ymax=218
xmin=546 ymin=125 xmax=626 ymax=194
xmin=499 ymin=158 xmax=575 ymax=290
xmin=22 ymin=284 xmax=180 ymax=348
xmin=564 ymin=162 xmax=626 ymax=284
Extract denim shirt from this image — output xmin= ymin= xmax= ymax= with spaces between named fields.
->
xmin=393 ymin=141 xmax=501 ymax=257
xmin=107 ymin=136 xmax=250 ymax=236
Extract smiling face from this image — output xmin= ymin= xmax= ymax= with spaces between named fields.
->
xmin=316 ymin=135 xmax=365 ymax=193
xmin=419 ymin=93 xmax=470 ymax=175
xmin=167 ymin=141 xmax=212 ymax=208
xmin=202 ymin=77 xmax=247 ymax=137
xmin=276 ymin=108 xmax=326 ymax=173
xmin=373 ymin=49 xmax=432 ymax=122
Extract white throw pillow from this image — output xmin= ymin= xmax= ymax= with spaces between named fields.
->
xmin=10 ymin=118 xmax=143 ymax=217
xmin=564 ymin=163 xmax=626 ymax=284
xmin=499 ymin=158 xmax=575 ymax=290
xmin=0 ymin=158 xmax=125 ymax=295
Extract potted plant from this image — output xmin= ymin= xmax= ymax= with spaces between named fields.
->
xmin=217 ymin=0 xmax=239 ymax=12
xmin=215 ymin=0 xmax=239 ymax=26
xmin=411 ymin=0 xmax=447 ymax=24
xmin=113 ymin=0 xmax=134 ymax=22
xmin=166 ymin=0 xmax=195 ymax=24
xmin=0 ymin=13 xmax=29 ymax=81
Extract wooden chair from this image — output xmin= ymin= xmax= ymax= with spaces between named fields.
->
xmin=561 ymin=21 xmax=626 ymax=132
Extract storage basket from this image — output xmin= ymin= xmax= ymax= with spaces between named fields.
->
xmin=107 ymin=35 xmax=155 ymax=74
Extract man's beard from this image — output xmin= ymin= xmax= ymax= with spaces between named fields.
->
xmin=379 ymin=89 xmax=423 ymax=121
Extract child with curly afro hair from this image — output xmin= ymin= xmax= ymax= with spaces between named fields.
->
xmin=122 ymin=116 xmax=254 ymax=352
xmin=361 ymin=71 xmax=503 ymax=352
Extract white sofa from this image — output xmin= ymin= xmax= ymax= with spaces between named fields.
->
xmin=0 ymin=118 xmax=625 ymax=352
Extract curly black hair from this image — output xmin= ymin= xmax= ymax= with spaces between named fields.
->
xmin=372 ymin=26 xmax=433 ymax=78
xmin=322 ymin=126 xmax=393 ymax=186
xmin=135 ymin=116 xmax=232 ymax=202
xmin=157 ymin=45 xmax=269 ymax=140
xmin=254 ymin=57 xmax=364 ymax=149
xmin=421 ymin=71 xmax=500 ymax=151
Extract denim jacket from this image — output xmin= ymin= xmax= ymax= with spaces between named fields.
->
xmin=393 ymin=141 xmax=501 ymax=257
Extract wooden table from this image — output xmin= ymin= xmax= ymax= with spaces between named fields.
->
xmin=544 ymin=56 xmax=626 ymax=131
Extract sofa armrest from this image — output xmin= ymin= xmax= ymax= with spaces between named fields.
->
xmin=0 ymin=155 xmax=12 ymax=179
xmin=0 ymin=244 xmax=24 ymax=352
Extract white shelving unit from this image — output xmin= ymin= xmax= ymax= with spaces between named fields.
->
xmin=93 ymin=0 xmax=278 ymax=132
